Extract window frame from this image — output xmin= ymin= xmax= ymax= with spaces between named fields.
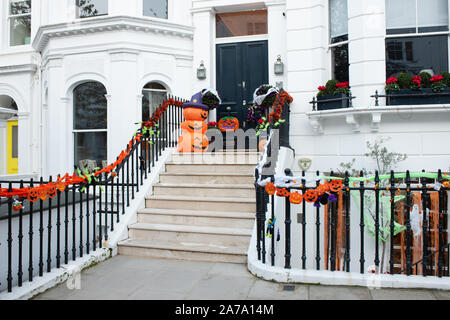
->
xmin=141 ymin=83 xmax=168 ymax=122
xmin=7 ymin=0 xmax=32 ymax=47
xmin=328 ymin=0 xmax=349 ymax=82
xmin=76 ymin=0 xmax=109 ymax=19
xmin=142 ymin=0 xmax=168 ymax=20
xmin=385 ymin=0 xmax=449 ymax=37
xmin=72 ymin=82 xmax=108 ymax=170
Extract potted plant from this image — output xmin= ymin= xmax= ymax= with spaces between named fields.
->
xmin=316 ymin=80 xmax=351 ymax=111
xmin=386 ymin=72 xmax=450 ymax=105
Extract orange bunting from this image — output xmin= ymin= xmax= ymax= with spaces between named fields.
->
xmin=265 ymin=182 xmax=276 ymax=195
xmin=0 ymin=97 xmax=185 ymax=200
xmin=289 ymin=192 xmax=303 ymax=205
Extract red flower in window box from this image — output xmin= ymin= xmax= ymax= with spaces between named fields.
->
xmin=318 ymin=86 xmax=326 ymax=92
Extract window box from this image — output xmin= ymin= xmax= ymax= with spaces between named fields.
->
xmin=317 ymin=93 xmax=350 ymax=111
xmin=387 ymin=88 xmax=450 ymax=106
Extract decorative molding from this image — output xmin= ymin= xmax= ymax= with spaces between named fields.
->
xmin=33 ymin=16 xmax=195 ymax=52
xmin=0 ymin=64 xmax=38 ymax=75
xmin=307 ymin=104 xmax=450 ymax=133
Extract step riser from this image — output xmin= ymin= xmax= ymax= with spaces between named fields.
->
xmin=146 ymin=199 xmax=256 ymax=212
xmin=170 ymin=156 xmax=259 ymax=164
xmin=118 ymin=245 xmax=246 ymax=264
xmin=138 ymin=213 xmax=254 ymax=228
xmin=129 ymin=228 xmax=251 ymax=247
xmin=165 ymin=164 xmax=255 ymax=174
xmin=160 ymin=175 xmax=254 ymax=185
xmin=153 ymin=186 xmax=255 ymax=198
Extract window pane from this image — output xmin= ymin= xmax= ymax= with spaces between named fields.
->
xmin=142 ymin=88 xmax=167 ymax=121
xmin=332 ymin=44 xmax=349 ymax=82
xmin=386 ymin=0 xmax=416 ymax=34
xmin=11 ymin=125 xmax=18 ymax=159
xmin=77 ymin=0 xmax=108 ymax=18
xmin=9 ymin=0 xmax=31 ymax=15
xmin=418 ymin=0 xmax=448 ymax=30
xmin=386 ymin=35 xmax=449 ymax=77
xmin=10 ymin=16 xmax=31 ymax=46
xmin=216 ymin=9 xmax=268 ymax=38
xmin=74 ymin=132 xmax=107 ymax=169
xmin=143 ymin=0 xmax=167 ymax=19
xmin=329 ymin=0 xmax=348 ymax=41
xmin=74 ymin=82 xmax=107 ymax=130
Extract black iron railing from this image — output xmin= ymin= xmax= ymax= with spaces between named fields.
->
xmin=0 ymin=95 xmax=185 ymax=293
xmin=255 ymin=164 xmax=450 ymax=278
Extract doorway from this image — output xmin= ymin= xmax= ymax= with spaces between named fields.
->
xmin=216 ymin=40 xmax=268 ymax=129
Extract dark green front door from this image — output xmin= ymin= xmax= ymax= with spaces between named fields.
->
xmin=216 ymin=40 xmax=268 ymax=129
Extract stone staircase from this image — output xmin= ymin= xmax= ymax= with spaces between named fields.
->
xmin=118 ymin=150 xmax=258 ymax=264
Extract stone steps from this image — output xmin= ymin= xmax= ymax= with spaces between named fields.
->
xmin=153 ymin=183 xmax=255 ymax=198
xmin=137 ymin=208 xmax=254 ymax=228
xmin=128 ymin=223 xmax=252 ymax=247
xmin=118 ymin=239 xmax=248 ymax=264
xmin=145 ymin=195 xmax=256 ymax=212
xmin=118 ymin=150 xmax=256 ymax=264
xmin=159 ymin=172 xmax=254 ymax=184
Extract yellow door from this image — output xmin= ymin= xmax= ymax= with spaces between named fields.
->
xmin=7 ymin=120 xmax=18 ymax=174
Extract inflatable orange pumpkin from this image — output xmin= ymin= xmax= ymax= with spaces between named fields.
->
xmin=181 ymin=121 xmax=208 ymax=134
xmin=178 ymin=133 xmax=209 ymax=153
xmin=183 ymin=107 xmax=208 ymax=121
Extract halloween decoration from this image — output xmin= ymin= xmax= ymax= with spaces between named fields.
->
xmin=289 ymin=192 xmax=303 ymax=205
xmin=13 ymin=199 xmax=24 ymax=211
xmin=258 ymin=139 xmax=268 ymax=152
xmin=178 ymin=90 xmax=221 ymax=153
xmin=266 ymin=217 xmax=276 ymax=238
xmin=218 ymin=116 xmax=239 ymax=132
xmin=0 ymin=97 xmax=186 ymax=200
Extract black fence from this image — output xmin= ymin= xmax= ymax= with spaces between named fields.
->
xmin=0 ymin=96 xmax=185 ymax=293
xmin=255 ymin=152 xmax=449 ymax=278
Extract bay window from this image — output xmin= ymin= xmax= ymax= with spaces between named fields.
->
xmin=143 ymin=0 xmax=168 ymax=19
xmin=385 ymin=0 xmax=449 ymax=77
xmin=9 ymin=0 xmax=31 ymax=46
xmin=76 ymin=0 xmax=108 ymax=18
xmin=329 ymin=0 xmax=349 ymax=82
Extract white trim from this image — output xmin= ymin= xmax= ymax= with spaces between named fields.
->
xmin=215 ymin=34 xmax=269 ymax=44
xmin=385 ymin=31 xmax=450 ymax=39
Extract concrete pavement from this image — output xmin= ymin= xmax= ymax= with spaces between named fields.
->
xmin=33 ymin=256 xmax=450 ymax=300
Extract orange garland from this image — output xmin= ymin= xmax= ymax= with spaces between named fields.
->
xmin=0 ymin=98 xmax=185 ymax=201
xmin=269 ymin=90 xmax=293 ymax=124
xmin=264 ymin=180 xmax=344 ymax=204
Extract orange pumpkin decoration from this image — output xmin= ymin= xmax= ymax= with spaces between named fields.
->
xmin=56 ymin=180 xmax=66 ymax=192
xmin=329 ymin=180 xmax=344 ymax=193
xmin=183 ymin=107 xmax=208 ymax=121
xmin=304 ymin=190 xmax=318 ymax=203
xmin=47 ymin=184 xmax=57 ymax=199
xmin=218 ymin=117 xmax=239 ymax=132
xmin=181 ymin=121 xmax=208 ymax=134
xmin=276 ymin=188 xmax=290 ymax=198
xmin=27 ymin=188 xmax=39 ymax=202
xmin=289 ymin=192 xmax=303 ymax=204
xmin=258 ymin=139 xmax=267 ymax=152
xmin=265 ymin=182 xmax=276 ymax=195
xmin=39 ymin=188 xmax=48 ymax=201
xmin=178 ymin=133 xmax=209 ymax=153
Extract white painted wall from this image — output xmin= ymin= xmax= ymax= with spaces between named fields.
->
xmin=0 ymin=0 xmax=448 ymax=176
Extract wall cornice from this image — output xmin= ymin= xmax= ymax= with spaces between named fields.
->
xmin=0 ymin=64 xmax=38 ymax=75
xmin=33 ymin=15 xmax=195 ymax=52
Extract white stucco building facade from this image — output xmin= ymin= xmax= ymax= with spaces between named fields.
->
xmin=0 ymin=0 xmax=449 ymax=178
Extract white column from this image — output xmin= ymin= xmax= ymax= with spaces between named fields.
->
xmin=348 ymin=0 xmax=386 ymax=108
xmin=192 ymin=8 xmax=216 ymax=121
xmin=267 ymin=1 xmax=287 ymax=88
xmin=285 ymin=0 xmax=328 ymax=113
xmin=0 ymin=121 xmax=6 ymax=175
xmin=108 ymin=50 xmax=140 ymax=163
xmin=17 ymin=112 xmax=31 ymax=175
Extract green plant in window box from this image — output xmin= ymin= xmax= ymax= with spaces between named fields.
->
xmin=418 ymin=71 xmax=432 ymax=89
xmin=439 ymin=71 xmax=450 ymax=87
xmin=397 ymin=72 xmax=412 ymax=90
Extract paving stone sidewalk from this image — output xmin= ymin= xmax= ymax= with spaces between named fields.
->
xmin=33 ymin=256 xmax=450 ymax=300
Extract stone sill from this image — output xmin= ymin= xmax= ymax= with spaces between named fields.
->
xmin=306 ymin=104 xmax=450 ymax=133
